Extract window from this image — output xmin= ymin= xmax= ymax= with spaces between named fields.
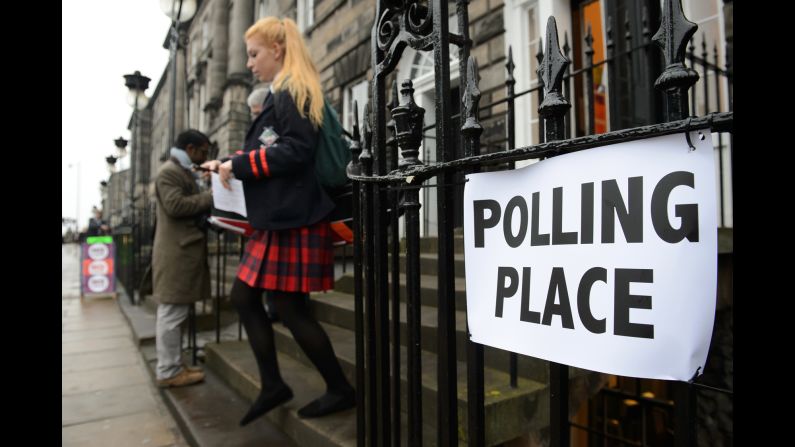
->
xmin=297 ymin=0 xmax=315 ymax=33
xmin=199 ymin=83 xmax=207 ymax=132
xmin=504 ymin=0 xmax=542 ymax=168
xmin=526 ymin=6 xmax=540 ymax=145
xmin=683 ymin=0 xmax=726 ymax=115
xmin=202 ymin=16 xmax=210 ymax=50
xmin=191 ymin=33 xmax=200 ymax=68
xmin=343 ymin=80 xmax=368 ymax=133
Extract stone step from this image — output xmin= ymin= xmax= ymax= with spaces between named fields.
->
xmin=138 ymin=345 xmax=296 ymax=447
xmin=193 ymin=307 xmax=239 ymax=333
xmin=122 ymin=291 xmax=239 ymax=341
xmin=206 ymin=338 xmax=548 ymax=446
xmin=206 ymin=341 xmax=358 ymax=447
xmin=204 ymin=341 xmax=446 ymax=447
xmin=391 ymin=252 xmax=466 ymax=278
xmin=267 ymin=320 xmax=547 ymax=446
xmin=334 ymin=273 xmax=468 ymax=310
xmin=116 ymin=289 xmax=156 ymax=346
xmin=401 ymin=235 xmax=466 ymax=255
xmin=309 ymin=291 xmax=549 ymax=383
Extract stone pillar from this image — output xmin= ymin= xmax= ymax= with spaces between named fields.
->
xmin=228 ymin=0 xmax=254 ymax=82
xmin=222 ymin=0 xmax=255 ymax=157
xmin=209 ymin=0 xmax=230 ymax=106
xmin=176 ymin=27 xmax=189 ymax=135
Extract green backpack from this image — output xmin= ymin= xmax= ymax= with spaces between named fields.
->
xmin=315 ymin=100 xmax=352 ymax=190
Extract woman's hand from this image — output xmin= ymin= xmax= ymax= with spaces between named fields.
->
xmin=218 ymin=160 xmax=234 ymax=190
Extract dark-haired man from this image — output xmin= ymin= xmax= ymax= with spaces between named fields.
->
xmin=152 ymin=129 xmax=213 ymax=388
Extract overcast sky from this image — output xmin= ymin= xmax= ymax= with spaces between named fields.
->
xmin=62 ymin=1 xmax=173 ymax=233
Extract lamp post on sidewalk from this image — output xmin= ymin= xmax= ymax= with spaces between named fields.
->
xmin=67 ymin=162 xmax=81 ymax=236
xmin=106 ymin=155 xmax=118 ymax=173
xmin=160 ymin=0 xmax=197 ymax=155
xmin=114 ymin=136 xmax=128 ymax=159
xmin=99 ymin=180 xmax=108 ymax=223
xmin=123 ymin=71 xmax=150 ymax=303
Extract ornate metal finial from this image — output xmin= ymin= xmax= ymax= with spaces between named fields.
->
xmin=505 ymin=45 xmax=516 ymax=87
xmin=713 ymin=43 xmax=719 ymax=70
xmin=537 ymin=16 xmax=571 ymax=143
xmin=642 ymin=6 xmax=651 ymax=43
xmin=584 ymin=24 xmax=594 ymax=61
xmin=537 ymin=17 xmax=570 ymax=111
xmin=535 ymin=36 xmax=544 ymax=66
xmin=462 ymin=56 xmax=483 ymax=157
xmin=652 ymin=0 xmax=699 ymax=92
xmin=701 ymin=33 xmax=708 ymax=60
xmin=392 ymin=79 xmax=425 ymax=168
xmin=347 ymin=99 xmax=362 ymax=177
xmin=563 ymin=32 xmax=570 ymax=59
xmin=653 ymin=0 xmax=698 ymax=65
xmin=360 ymin=101 xmax=374 ymax=175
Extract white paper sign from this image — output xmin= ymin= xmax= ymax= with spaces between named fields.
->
xmin=211 ymin=172 xmax=248 ymax=217
xmin=463 ymin=131 xmax=717 ymax=381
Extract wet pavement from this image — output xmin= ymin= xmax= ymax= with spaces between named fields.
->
xmin=62 ymin=243 xmax=189 ymax=447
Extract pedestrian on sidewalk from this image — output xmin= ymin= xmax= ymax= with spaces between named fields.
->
xmin=152 ymin=129 xmax=214 ymax=388
xmin=202 ymin=16 xmax=355 ymax=426
xmin=87 ymin=206 xmax=110 ymax=236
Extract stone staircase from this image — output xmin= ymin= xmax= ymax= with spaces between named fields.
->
xmin=201 ymin=235 xmax=604 ymax=446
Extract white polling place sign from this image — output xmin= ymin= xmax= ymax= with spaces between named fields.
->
xmin=463 ymin=131 xmax=717 ymax=381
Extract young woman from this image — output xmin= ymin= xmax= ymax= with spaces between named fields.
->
xmin=203 ymin=17 xmax=354 ymax=426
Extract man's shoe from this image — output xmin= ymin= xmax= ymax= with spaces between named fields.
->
xmin=181 ymin=362 xmax=203 ymax=373
xmin=157 ymin=369 xmax=205 ymax=388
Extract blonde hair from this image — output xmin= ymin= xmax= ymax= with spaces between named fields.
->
xmin=245 ymin=17 xmax=324 ymax=127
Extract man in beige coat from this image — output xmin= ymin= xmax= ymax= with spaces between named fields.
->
xmin=152 ymin=129 xmax=213 ymax=387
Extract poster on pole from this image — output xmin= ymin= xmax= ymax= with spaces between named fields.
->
xmin=80 ymin=236 xmax=117 ymax=297
xmin=463 ymin=131 xmax=717 ymax=381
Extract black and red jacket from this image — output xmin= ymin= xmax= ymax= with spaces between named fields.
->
xmin=230 ymin=89 xmax=334 ymax=230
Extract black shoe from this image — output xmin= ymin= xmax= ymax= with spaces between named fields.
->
xmin=297 ymin=388 xmax=356 ymax=418
xmin=240 ymin=383 xmax=293 ymax=426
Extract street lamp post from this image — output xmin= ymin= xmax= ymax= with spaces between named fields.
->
xmin=106 ymin=155 xmax=118 ymax=174
xmin=68 ymin=162 xmax=81 ymax=235
xmin=123 ymin=71 xmax=150 ymax=303
xmin=160 ymin=0 xmax=197 ymax=154
xmin=100 ymin=180 xmax=108 ymax=221
xmin=114 ymin=136 xmax=128 ymax=159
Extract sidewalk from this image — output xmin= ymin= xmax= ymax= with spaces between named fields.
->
xmin=62 ymin=243 xmax=189 ymax=447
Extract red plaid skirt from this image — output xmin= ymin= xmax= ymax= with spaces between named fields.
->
xmin=237 ymin=220 xmax=334 ymax=292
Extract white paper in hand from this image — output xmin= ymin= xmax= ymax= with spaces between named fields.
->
xmin=211 ymin=172 xmax=247 ymax=217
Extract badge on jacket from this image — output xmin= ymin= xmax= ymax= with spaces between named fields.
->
xmin=259 ymin=126 xmax=279 ymax=147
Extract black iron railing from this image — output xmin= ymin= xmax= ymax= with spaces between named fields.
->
xmin=350 ymin=0 xmax=732 ymax=446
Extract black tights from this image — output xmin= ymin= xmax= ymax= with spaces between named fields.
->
xmin=230 ymin=278 xmax=351 ymax=394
